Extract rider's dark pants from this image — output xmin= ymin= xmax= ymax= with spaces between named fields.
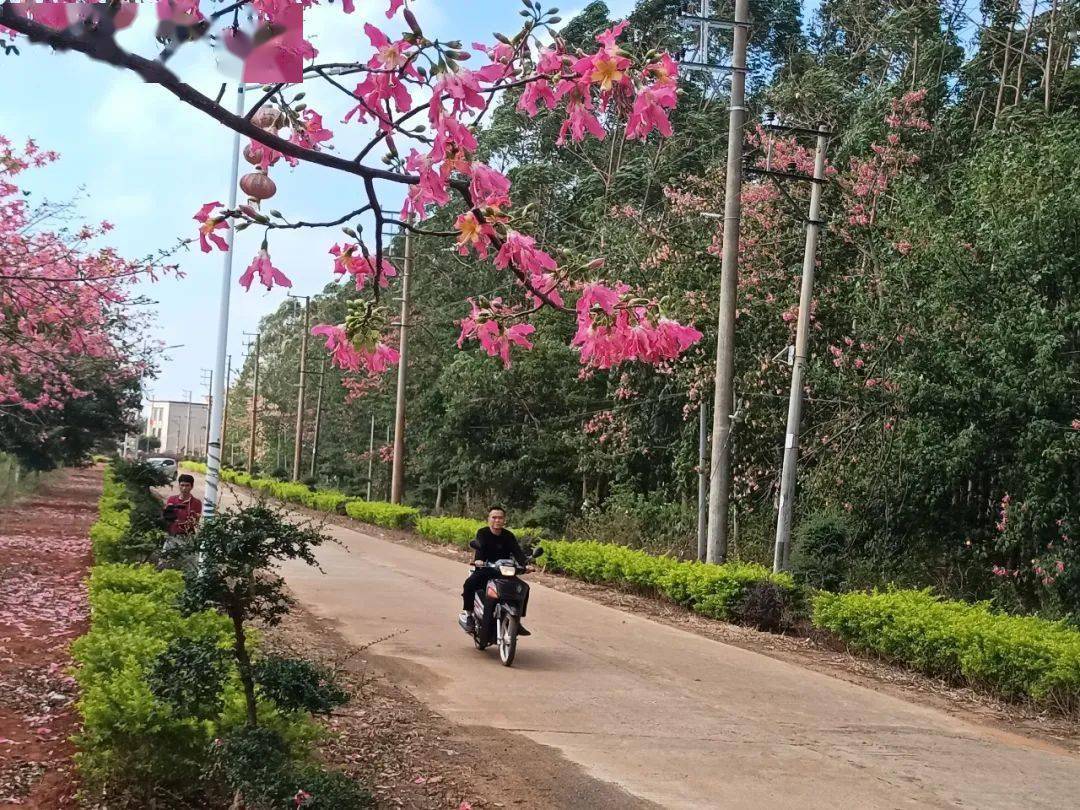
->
xmin=462 ymin=568 xmax=495 ymax=611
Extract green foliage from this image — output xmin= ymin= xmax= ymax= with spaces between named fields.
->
xmin=148 ymin=637 xmax=230 ymax=719
xmin=415 ymin=516 xmax=544 ymax=548
xmin=539 ymin=540 xmax=801 ymax=627
xmin=72 ymin=562 xmax=233 ymax=802
xmin=813 ymin=589 xmax=1080 ymax=710
xmin=254 ymin=656 xmax=349 ymax=715
xmin=790 ymin=511 xmax=857 ymax=592
xmin=567 ymin=490 xmax=697 ymax=555
xmin=0 ymin=452 xmax=42 ymax=501
xmin=209 ymin=726 xmax=371 ymax=809
xmin=344 ymin=498 xmax=420 ymax=529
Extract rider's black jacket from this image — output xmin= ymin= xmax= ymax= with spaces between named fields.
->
xmin=473 ymin=527 xmax=527 ymax=566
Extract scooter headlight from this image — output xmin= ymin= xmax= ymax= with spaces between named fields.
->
xmin=499 ymin=564 xmax=517 ymax=577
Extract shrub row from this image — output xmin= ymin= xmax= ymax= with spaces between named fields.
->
xmin=415 ymin=515 xmax=543 ymax=547
xmin=181 ymin=462 xmax=353 ymax=516
xmin=538 ymin=539 xmax=801 ymax=629
xmin=344 ymin=499 xmax=420 ymax=529
xmin=77 ymin=473 xmax=286 ymax=800
xmin=812 ymin=589 xmax=1080 ymax=709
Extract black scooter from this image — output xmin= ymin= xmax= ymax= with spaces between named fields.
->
xmin=458 ymin=542 xmax=543 ymax=666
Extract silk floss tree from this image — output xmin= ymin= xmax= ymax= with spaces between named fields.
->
xmin=0 ymin=0 xmax=702 ymax=382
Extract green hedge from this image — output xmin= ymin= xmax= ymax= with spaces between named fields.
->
xmin=416 ymin=516 xmax=543 ymax=547
xmin=813 ymin=589 xmax=1080 ymax=709
xmin=537 ymin=539 xmax=800 ymax=623
xmin=180 ymin=460 xmax=207 ymax=474
xmin=77 ymin=466 xmax=316 ymax=802
xmin=344 ymin=499 xmax=419 ymax=529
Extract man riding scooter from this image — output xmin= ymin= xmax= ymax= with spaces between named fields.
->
xmin=459 ymin=505 xmax=531 ymax=636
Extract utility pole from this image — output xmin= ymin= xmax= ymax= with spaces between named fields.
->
xmin=201 ymin=368 xmax=213 ymax=460
xmin=390 ymin=228 xmax=413 ymax=504
xmin=289 ymin=295 xmax=310 ymax=481
xmin=310 ymin=355 xmax=326 ymax=479
xmin=705 ymin=0 xmax=751 ymax=564
xmin=385 ymin=424 xmax=391 ymax=501
xmin=182 ymin=389 xmax=193 ymax=458
xmin=221 ymin=355 xmax=232 ymax=467
xmin=697 ymin=400 xmax=709 ymax=561
xmin=246 ymin=332 xmax=261 ymax=472
xmin=366 ymin=413 xmax=375 ymax=500
xmin=773 ymin=125 xmax=830 ymax=573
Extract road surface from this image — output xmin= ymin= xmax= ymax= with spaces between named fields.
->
xmin=200 ymin=480 xmax=1080 ymax=809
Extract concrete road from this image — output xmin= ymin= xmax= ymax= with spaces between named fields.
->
xmin=201 ymin=480 xmax=1080 ymax=808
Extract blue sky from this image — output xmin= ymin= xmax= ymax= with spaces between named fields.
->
xmin=3 ymin=0 xmax=638 ymax=409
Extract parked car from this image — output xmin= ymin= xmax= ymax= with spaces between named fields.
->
xmin=147 ymin=457 xmax=178 ymax=482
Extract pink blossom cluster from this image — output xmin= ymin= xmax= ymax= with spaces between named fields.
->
xmin=457 ymin=298 xmax=536 ymax=369
xmin=311 ymin=324 xmax=400 ymax=375
xmin=571 ymin=283 xmax=702 ymax=369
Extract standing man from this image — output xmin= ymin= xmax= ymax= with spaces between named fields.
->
xmin=460 ymin=506 xmax=529 ymax=632
xmin=163 ymin=473 xmax=202 ymax=537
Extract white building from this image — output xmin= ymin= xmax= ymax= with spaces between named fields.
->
xmin=146 ymin=399 xmax=210 ymax=457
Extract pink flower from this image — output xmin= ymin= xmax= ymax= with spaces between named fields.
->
xmin=469 ymin=162 xmax=511 ymax=205
xmin=329 ymin=244 xmax=397 ymax=289
xmin=238 ymin=249 xmax=291 ymax=291
xmin=626 ymin=82 xmax=677 ymax=141
xmin=457 ymin=299 xmax=536 ymax=368
xmin=193 ymin=201 xmax=229 ymax=253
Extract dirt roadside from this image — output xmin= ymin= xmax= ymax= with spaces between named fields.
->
xmin=0 ymin=467 xmax=99 ymax=808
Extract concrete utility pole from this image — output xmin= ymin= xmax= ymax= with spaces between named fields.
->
xmin=705 ymin=0 xmax=751 ymax=564
xmin=246 ymin=332 xmax=261 ymax=472
xmin=773 ymin=125 xmax=830 ymax=573
xmin=289 ymin=295 xmax=311 ymax=481
xmin=366 ymin=413 xmax=375 ymax=501
xmin=385 ymin=424 xmax=391 ymax=501
xmin=697 ymin=400 xmax=709 ymax=561
xmin=201 ymin=368 xmax=213 ymax=460
xmin=182 ymin=389 xmax=193 ymax=457
xmin=221 ymin=355 xmax=232 ymax=467
xmin=310 ymin=355 xmax=326 ymax=479
xmin=390 ymin=228 xmax=414 ymax=504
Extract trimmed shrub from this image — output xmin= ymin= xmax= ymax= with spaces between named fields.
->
xmin=813 ymin=588 xmax=1080 ymax=709
xmin=538 ymin=540 xmax=800 ymax=627
xmin=305 ymin=489 xmax=348 ymax=514
xmin=344 ymin=499 xmax=419 ymax=529
xmin=415 ymin=516 xmax=544 ymax=547
xmin=180 ymin=460 xmax=207 ymax=474
xmin=790 ymin=511 xmax=855 ymax=592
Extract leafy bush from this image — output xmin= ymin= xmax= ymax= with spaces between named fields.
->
xmin=813 ymin=588 xmax=1080 ymax=709
xmin=538 ymin=540 xmax=800 ymax=627
xmin=180 ymin=460 xmax=207 ymax=474
xmin=566 ymin=489 xmax=695 ymax=555
xmin=148 ymin=637 xmax=230 ymax=719
xmin=344 ymin=499 xmax=419 ymax=529
xmin=790 ymin=511 xmax=855 ymax=592
xmin=210 ymin=726 xmax=371 ymax=809
xmin=416 ymin=516 xmax=485 ymax=546
xmin=305 ymin=489 xmax=349 ymax=514
xmin=72 ymin=563 xmax=234 ymax=801
xmin=254 ymin=656 xmax=349 ymax=715
xmin=269 ymin=480 xmax=313 ymax=505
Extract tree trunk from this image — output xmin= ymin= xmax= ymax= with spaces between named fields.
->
xmin=993 ymin=0 xmax=1021 ymax=128
xmin=1044 ymin=0 xmax=1057 ymax=111
xmin=1013 ymin=1 xmax=1037 ymax=105
xmin=231 ymin=609 xmax=258 ymax=727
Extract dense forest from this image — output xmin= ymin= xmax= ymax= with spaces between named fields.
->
xmin=217 ymin=0 xmax=1080 ymax=617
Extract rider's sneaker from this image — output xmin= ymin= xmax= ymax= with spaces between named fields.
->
xmin=459 ymin=611 xmax=475 ymax=631
xmin=518 ymin=624 xmax=531 ymax=636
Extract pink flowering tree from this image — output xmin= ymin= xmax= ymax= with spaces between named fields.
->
xmin=1 ymin=0 xmax=699 ymax=376
xmin=0 ymin=136 xmax=166 ymax=424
